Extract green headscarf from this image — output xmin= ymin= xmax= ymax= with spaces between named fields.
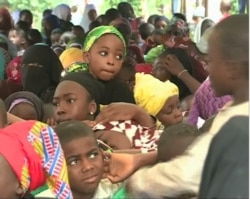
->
xmin=83 ymin=25 xmax=127 ymax=56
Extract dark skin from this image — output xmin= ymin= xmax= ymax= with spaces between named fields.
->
xmin=207 ymin=32 xmax=249 ymax=105
xmin=95 ymin=130 xmax=132 ymax=150
xmin=10 ymin=103 xmax=38 ymax=121
xmin=63 ymin=136 xmax=104 ymax=199
xmin=158 ymin=136 xmax=198 ymax=162
xmin=0 ymin=155 xmax=23 ymax=198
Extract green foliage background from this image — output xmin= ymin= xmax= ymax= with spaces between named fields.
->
xmin=0 ymin=0 xmax=242 ymax=30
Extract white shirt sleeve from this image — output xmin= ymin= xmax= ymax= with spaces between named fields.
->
xmin=128 ymin=132 xmax=214 ymax=198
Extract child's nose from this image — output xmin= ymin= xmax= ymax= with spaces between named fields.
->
xmin=107 ymin=55 xmax=115 ymax=65
xmin=56 ymin=105 xmax=66 ymax=115
xmin=81 ymin=159 xmax=94 ymax=172
xmin=175 ymin=108 xmax=183 ymax=119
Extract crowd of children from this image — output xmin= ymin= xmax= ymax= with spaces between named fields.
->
xmin=0 ymin=1 xmax=248 ymax=198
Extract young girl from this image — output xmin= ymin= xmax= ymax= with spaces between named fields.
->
xmin=134 ymin=73 xmax=183 ymax=129
xmin=53 ymin=71 xmax=159 ymax=151
xmin=0 ymin=120 xmax=72 ymax=198
xmin=82 ymin=25 xmax=135 ymax=105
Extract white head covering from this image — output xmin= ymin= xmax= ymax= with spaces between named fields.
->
xmin=193 ymin=17 xmax=214 ymax=43
xmin=11 ymin=10 xmax=20 ymax=25
xmin=52 ymin=4 xmax=71 ymax=21
xmin=196 ymin=26 xmax=215 ymax=54
xmin=80 ymin=4 xmax=96 ymax=32
xmin=193 ymin=6 xmax=205 ymax=18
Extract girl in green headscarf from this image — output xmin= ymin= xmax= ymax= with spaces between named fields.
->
xmin=79 ymin=25 xmax=135 ymax=105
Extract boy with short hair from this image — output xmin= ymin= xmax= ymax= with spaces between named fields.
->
xmin=55 ymin=121 xmax=122 ymax=199
xmin=157 ymin=123 xmax=200 ymax=162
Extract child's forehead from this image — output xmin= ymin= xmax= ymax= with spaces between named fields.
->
xmin=63 ymin=136 xmax=98 ymax=152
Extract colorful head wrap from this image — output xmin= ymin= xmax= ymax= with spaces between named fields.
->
xmin=82 ymin=25 xmax=126 ymax=56
xmin=59 ymin=48 xmax=85 ymax=69
xmin=0 ymin=121 xmax=72 ymax=198
xmin=6 ymin=56 xmax=22 ymax=84
xmin=134 ymin=73 xmax=179 ymax=116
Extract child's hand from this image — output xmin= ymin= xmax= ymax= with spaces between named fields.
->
xmin=46 ymin=117 xmax=57 ymax=128
xmin=95 ymin=103 xmax=154 ymax=127
xmin=102 ymin=152 xmax=137 ymax=183
xmin=164 ymin=54 xmax=186 ymax=77
xmin=82 ymin=120 xmax=96 ymax=128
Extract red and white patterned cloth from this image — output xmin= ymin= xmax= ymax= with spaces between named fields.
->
xmin=93 ymin=120 xmax=162 ymax=153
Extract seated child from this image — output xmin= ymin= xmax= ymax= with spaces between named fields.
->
xmin=82 ymin=25 xmax=135 ymax=104
xmin=50 ymin=28 xmax=63 ymax=46
xmin=115 ymin=56 xmax=136 ymax=92
xmin=0 ymin=121 xmax=72 ymax=198
xmin=134 ymin=73 xmax=183 ymax=129
xmin=54 ymin=120 xmax=122 ymax=199
xmin=0 ymin=98 xmax=7 ymax=128
xmin=5 ymin=91 xmax=44 ymax=121
xmin=157 ymin=123 xmax=200 ymax=199
xmin=157 ymin=123 xmax=200 ymax=162
xmin=138 ymin=22 xmax=155 ymax=54
xmin=113 ymin=123 xmax=200 ymax=199
xmin=54 ymin=72 xmax=159 ymax=151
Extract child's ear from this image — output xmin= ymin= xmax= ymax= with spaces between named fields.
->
xmin=83 ymin=51 xmax=90 ymax=64
xmin=146 ymin=36 xmax=154 ymax=46
xmin=15 ymin=183 xmax=24 ymax=196
xmin=20 ymin=37 xmax=27 ymax=45
xmin=88 ymin=100 xmax=97 ymax=115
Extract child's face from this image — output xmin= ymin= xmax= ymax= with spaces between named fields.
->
xmin=116 ymin=67 xmax=135 ymax=91
xmin=20 ymin=13 xmax=32 ymax=27
xmin=53 ymin=81 xmax=95 ymax=123
xmin=207 ymin=33 xmax=229 ymax=97
xmin=10 ymin=103 xmax=38 ymax=120
xmin=71 ymin=28 xmax=84 ymax=39
xmin=152 ymin=57 xmax=171 ymax=82
xmin=0 ymin=155 xmax=23 ymax=198
xmin=50 ymin=33 xmax=61 ymax=45
xmin=85 ymin=34 xmax=125 ymax=81
xmin=62 ymin=136 xmax=104 ymax=197
xmin=155 ymin=20 xmax=167 ymax=30
xmin=8 ymin=30 xmax=23 ymax=47
xmin=42 ymin=19 xmax=52 ymax=38
xmin=156 ymin=95 xmax=183 ymax=127
xmin=152 ymin=33 xmax=164 ymax=46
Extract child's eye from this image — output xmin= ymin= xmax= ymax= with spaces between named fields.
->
xmin=52 ymin=101 xmax=59 ymax=107
xmin=89 ymin=152 xmax=98 ymax=159
xmin=99 ymin=51 xmax=108 ymax=56
xmin=66 ymin=98 xmax=76 ymax=104
xmin=69 ymin=159 xmax=79 ymax=165
xmin=116 ymin=54 xmax=123 ymax=60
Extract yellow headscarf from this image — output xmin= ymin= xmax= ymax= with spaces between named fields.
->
xmin=134 ymin=73 xmax=179 ymax=116
xmin=59 ymin=48 xmax=84 ymax=69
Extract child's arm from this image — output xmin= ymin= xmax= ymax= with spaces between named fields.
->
xmin=95 ymin=103 xmax=155 ymax=128
xmin=103 ymin=151 xmax=158 ymax=183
